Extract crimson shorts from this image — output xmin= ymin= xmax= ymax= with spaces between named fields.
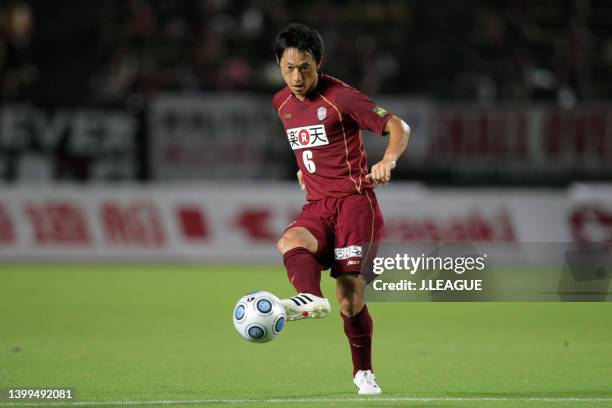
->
xmin=288 ymin=189 xmax=384 ymax=277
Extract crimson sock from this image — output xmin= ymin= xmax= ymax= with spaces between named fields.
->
xmin=282 ymin=247 xmax=323 ymax=297
xmin=341 ymin=304 xmax=373 ymax=375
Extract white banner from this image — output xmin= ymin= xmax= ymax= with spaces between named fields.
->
xmin=0 ymin=183 xmax=610 ymax=261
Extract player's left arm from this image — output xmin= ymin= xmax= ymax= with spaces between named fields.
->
xmin=367 ymin=116 xmax=410 ymax=185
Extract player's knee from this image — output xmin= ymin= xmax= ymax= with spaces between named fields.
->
xmin=338 ymin=294 xmax=364 ymax=317
xmin=338 ymin=297 xmax=353 ymax=316
xmin=276 ymin=229 xmax=315 ymax=255
xmin=275 ymin=236 xmax=291 ymax=254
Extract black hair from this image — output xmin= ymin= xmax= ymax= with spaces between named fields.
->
xmin=275 ymin=23 xmax=324 ymax=65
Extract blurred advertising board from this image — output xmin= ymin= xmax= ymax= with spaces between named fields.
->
xmin=3 ymin=98 xmax=610 ymax=184
xmin=149 ymin=95 xmax=286 ymax=180
xmin=0 ymin=104 xmax=139 ymax=182
xmin=148 ymin=95 xmax=612 ymax=182
xmin=425 ymin=105 xmax=612 ymax=177
xmin=0 ymin=183 xmax=609 ymax=261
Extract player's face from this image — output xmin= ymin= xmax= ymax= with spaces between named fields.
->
xmin=278 ymin=48 xmax=320 ymax=100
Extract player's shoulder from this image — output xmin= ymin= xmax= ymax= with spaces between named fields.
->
xmin=319 ymin=73 xmax=353 ymax=95
xmin=319 ymin=74 xmax=365 ymax=105
xmin=272 ymin=87 xmax=292 ymax=110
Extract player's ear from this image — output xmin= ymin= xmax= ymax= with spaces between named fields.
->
xmin=317 ymin=56 xmax=324 ymax=70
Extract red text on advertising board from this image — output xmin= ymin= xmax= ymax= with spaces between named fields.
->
xmin=25 ymin=201 xmax=91 ymax=244
xmin=101 ymin=201 xmax=165 ymax=246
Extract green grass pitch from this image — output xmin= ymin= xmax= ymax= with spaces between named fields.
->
xmin=1 ymin=264 xmax=612 ymax=407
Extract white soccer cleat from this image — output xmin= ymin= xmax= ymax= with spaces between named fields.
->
xmin=281 ymin=293 xmax=331 ymax=321
xmin=353 ymin=370 xmax=382 ymax=395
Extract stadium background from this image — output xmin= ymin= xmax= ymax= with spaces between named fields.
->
xmin=1 ymin=1 xmax=611 ymax=407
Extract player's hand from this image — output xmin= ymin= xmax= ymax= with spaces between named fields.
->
xmin=366 ymin=159 xmax=396 ymax=185
xmin=296 ymin=170 xmax=306 ymax=190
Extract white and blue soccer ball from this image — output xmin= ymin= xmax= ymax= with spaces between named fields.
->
xmin=232 ymin=291 xmax=286 ymax=343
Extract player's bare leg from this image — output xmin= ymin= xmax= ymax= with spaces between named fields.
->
xmin=277 ymin=227 xmax=330 ymax=320
xmin=337 ymin=273 xmax=381 ymax=395
xmin=276 ymin=227 xmax=318 ymax=255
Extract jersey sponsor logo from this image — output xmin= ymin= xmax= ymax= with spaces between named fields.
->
xmin=317 ymin=106 xmax=327 ymax=121
xmin=335 ymin=245 xmax=363 ymax=260
xmin=286 ymin=125 xmax=329 ymax=150
xmin=283 ymin=113 xmax=292 ymax=119
xmin=373 ymin=106 xmax=387 ymax=117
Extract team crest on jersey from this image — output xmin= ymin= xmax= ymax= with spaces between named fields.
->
xmin=317 ymin=106 xmax=327 ymax=121
xmin=286 ymin=125 xmax=329 ymax=150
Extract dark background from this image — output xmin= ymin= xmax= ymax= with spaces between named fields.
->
xmin=1 ymin=0 xmax=611 ymax=185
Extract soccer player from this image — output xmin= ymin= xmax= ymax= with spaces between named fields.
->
xmin=272 ymin=23 xmax=410 ymax=395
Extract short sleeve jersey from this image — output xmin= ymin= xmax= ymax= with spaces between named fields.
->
xmin=273 ymin=73 xmax=392 ymax=201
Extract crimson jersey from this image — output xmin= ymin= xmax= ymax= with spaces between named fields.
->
xmin=273 ymin=73 xmax=392 ymax=201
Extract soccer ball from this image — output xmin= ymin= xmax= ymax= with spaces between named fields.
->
xmin=232 ymin=291 xmax=286 ymax=343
